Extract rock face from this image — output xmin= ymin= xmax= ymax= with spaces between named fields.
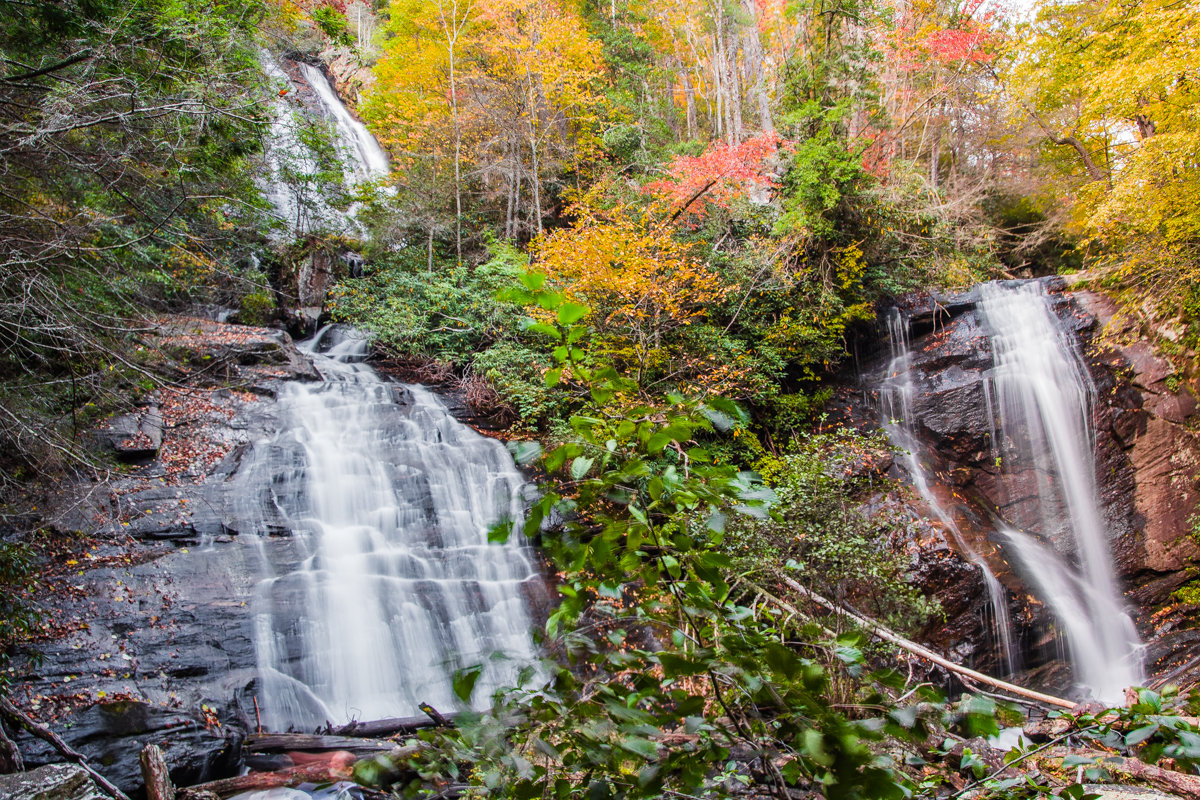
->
xmin=0 ymin=764 xmax=106 ymax=800
xmin=851 ymin=281 xmax=1200 ymax=688
xmin=12 ymin=318 xmax=313 ymax=794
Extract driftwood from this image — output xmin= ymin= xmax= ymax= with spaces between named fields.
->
xmin=772 ymin=575 xmax=1078 ymax=710
xmin=333 ymin=711 xmax=456 ymax=738
xmin=0 ymin=696 xmax=131 ymax=800
xmin=178 ymin=745 xmax=420 ymax=799
xmin=244 ymin=732 xmax=399 ymax=755
xmin=140 ymin=744 xmax=174 ymax=800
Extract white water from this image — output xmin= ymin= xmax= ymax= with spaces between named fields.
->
xmin=298 ymin=63 xmax=389 ymax=184
xmin=235 ymin=326 xmax=540 ymax=730
xmin=261 ymin=53 xmax=327 ymax=234
xmin=259 ymin=54 xmax=389 ymax=236
xmin=979 ymin=281 xmax=1142 ymax=702
xmin=879 ymin=310 xmax=1018 ymax=675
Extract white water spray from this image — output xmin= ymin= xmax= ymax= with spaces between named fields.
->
xmin=235 ymin=327 xmax=540 ymax=730
xmin=979 ymin=281 xmax=1142 ymax=702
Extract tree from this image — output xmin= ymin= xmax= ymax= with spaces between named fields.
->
xmin=1008 ymin=0 xmax=1200 ymax=315
xmin=0 ymin=0 xmax=271 ymax=482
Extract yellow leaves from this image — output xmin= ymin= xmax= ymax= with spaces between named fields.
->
xmin=532 ymin=215 xmax=725 ymax=340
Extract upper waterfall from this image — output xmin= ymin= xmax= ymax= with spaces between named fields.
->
xmin=259 ymin=52 xmax=389 ymax=236
xmin=298 ymin=63 xmax=389 ymax=184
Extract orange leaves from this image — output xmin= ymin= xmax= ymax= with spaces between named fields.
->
xmin=642 ymin=132 xmax=787 ymax=225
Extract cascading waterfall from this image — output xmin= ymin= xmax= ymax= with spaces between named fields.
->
xmin=297 ymin=63 xmax=389 ymax=184
xmin=879 ymin=310 xmax=1018 ymax=675
xmin=261 ymin=53 xmax=326 ymax=233
xmin=233 ymin=326 xmax=541 ymax=730
xmin=259 ymin=54 xmax=389 ymax=236
xmin=978 ymin=281 xmax=1142 ymax=702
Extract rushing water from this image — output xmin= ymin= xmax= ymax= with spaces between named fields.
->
xmin=260 ymin=54 xmax=389 ymax=236
xmin=233 ymin=327 xmax=541 ymax=730
xmin=978 ymin=281 xmax=1143 ymax=702
xmin=879 ymin=282 xmax=1143 ymax=701
xmin=879 ymin=309 xmax=1018 ymax=676
xmin=297 ymin=63 xmax=389 ymax=184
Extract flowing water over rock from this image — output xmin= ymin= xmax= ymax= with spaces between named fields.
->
xmin=978 ymin=282 xmax=1143 ymax=701
xmin=876 ymin=281 xmax=1144 ymax=701
xmin=260 ymin=54 xmax=388 ymax=236
xmin=297 ymin=63 xmax=389 ymax=185
xmin=880 ymin=309 xmax=1018 ymax=676
xmin=232 ymin=327 xmax=541 ymax=730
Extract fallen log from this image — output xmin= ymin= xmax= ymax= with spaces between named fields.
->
xmin=1102 ymin=755 xmax=1200 ymax=797
xmin=178 ymin=745 xmax=419 ymax=800
xmin=244 ymin=732 xmax=399 ymax=755
xmin=333 ymin=712 xmax=456 ymax=738
xmin=140 ymin=744 xmax=174 ymax=800
xmin=177 ymin=762 xmax=354 ymax=800
xmin=772 ymin=575 xmax=1078 ymax=710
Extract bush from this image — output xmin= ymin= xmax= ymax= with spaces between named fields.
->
xmin=724 ymin=430 xmax=940 ymax=634
xmin=239 ymin=291 xmax=276 ymax=326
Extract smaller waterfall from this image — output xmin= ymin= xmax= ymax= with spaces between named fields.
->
xmin=236 ymin=327 xmax=541 ymax=730
xmin=979 ymin=282 xmax=1142 ymax=702
xmin=298 ymin=63 xmax=389 ymax=184
xmin=259 ymin=54 xmax=390 ymax=237
xmin=880 ymin=310 xmax=1018 ymax=675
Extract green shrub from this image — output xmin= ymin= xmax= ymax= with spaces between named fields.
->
xmin=240 ymin=291 xmax=276 ymax=326
xmin=724 ymin=430 xmax=940 ymax=634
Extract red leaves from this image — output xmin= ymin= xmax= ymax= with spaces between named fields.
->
xmin=885 ymin=0 xmax=998 ymax=71
xmin=642 ymin=132 xmax=788 ymax=225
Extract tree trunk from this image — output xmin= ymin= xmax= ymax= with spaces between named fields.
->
xmin=741 ymin=0 xmax=773 ymax=134
xmin=679 ymin=62 xmax=697 ymax=140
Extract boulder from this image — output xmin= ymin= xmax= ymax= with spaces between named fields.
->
xmin=0 ymin=764 xmax=105 ymax=800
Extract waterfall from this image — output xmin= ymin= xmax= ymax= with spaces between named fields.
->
xmin=233 ymin=326 xmax=541 ymax=730
xmin=978 ymin=281 xmax=1142 ymax=702
xmin=259 ymin=54 xmax=389 ymax=236
xmin=261 ymin=53 xmax=327 ymax=234
xmin=297 ymin=63 xmax=389 ymax=184
xmin=879 ymin=310 xmax=1018 ymax=675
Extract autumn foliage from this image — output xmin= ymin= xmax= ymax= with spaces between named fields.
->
xmin=642 ymin=133 xmax=788 ymax=224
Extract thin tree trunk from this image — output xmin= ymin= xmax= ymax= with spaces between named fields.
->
xmin=741 ymin=0 xmax=772 ymax=134
xmin=436 ymin=0 xmax=472 ymax=265
xmin=678 ymin=62 xmax=697 ymax=139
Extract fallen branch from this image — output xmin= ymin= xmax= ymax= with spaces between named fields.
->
xmin=0 ymin=696 xmax=131 ymax=800
xmin=244 ymin=732 xmax=399 ymax=755
xmin=773 ymin=575 xmax=1077 ymax=710
xmin=334 ymin=713 xmax=452 ymax=738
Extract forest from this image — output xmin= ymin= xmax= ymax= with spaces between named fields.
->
xmin=2 ymin=0 xmax=1200 ymax=798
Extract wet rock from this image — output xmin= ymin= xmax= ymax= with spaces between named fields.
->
xmin=15 ymin=702 xmax=243 ymax=796
xmin=95 ymin=407 xmax=164 ymax=463
xmin=0 ymin=763 xmax=105 ymax=800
